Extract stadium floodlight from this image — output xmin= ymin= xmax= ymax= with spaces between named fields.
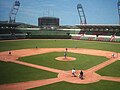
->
xmin=9 ymin=0 xmax=20 ymax=23
xmin=77 ymin=4 xmax=87 ymax=25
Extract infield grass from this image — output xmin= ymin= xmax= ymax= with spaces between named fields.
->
xmin=0 ymin=61 xmax=57 ymax=84
xmin=19 ymin=52 xmax=108 ymax=70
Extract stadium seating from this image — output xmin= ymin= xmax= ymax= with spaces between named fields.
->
xmin=0 ymin=27 xmax=120 ymax=42
xmin=0 ymin=28 xmax=27 ymax=40
xmin=0 ymin=29 xmax=11 ymax=34
xmin=71 ymin=30 xmax=120 ymax=42
xmin=116 ymin=32 xmax=120 ymax=36
xmin=17 ymin=29 xmax=72 ymax=39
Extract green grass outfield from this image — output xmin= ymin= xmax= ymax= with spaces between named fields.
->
xmin=20 ymin=52 xmax=108 ymax=70
xmin=0 ymin=61 xmax=57 ymax=84
xmin=29 ymin=81 xmax=120 ymax=90
xmin=0 ymin=39 xmax=120 ymax=52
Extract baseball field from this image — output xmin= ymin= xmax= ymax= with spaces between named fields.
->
xmin=0 ymin=39 xmax=120 ymax=90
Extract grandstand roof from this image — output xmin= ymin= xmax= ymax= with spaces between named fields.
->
xmin=0 ymin=22 xmax=20 ymax=28
xmin=76 ymin=24 xmax=120 ymax=30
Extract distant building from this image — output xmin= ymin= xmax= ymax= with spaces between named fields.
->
xmin=38 ymin=17 xmax=59 ymax=28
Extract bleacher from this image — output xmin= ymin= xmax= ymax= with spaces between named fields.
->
xmin=15 ymin=29 xmax=72 ymax=39
xmin=0 ymin=22 xmax=120 ymax=42
xmin=71 ymin=30 xmax=120 ymax=42
xmin=0 ymin=29 xmax=27 ymax=40
xmin=73 ymin=24 xmax=120 ymax=42
xmin=116 ymin=31 xmax=120 ymax=36
xmin=0 ymin=29 xmax=11 ymax=34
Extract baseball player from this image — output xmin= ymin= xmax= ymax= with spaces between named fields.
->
xmin=72 ymin=68 xmax=76 ymax=77
xmin=64 ymin=52 xmax=67 ymax=59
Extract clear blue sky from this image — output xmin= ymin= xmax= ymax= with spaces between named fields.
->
xmin=0 ymin=0 xmax=119 ymax=25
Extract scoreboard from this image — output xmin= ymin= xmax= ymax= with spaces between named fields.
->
xmin=38 ymin=17 xmax=59 ymax=26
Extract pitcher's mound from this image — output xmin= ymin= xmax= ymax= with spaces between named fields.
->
xmin=55 ymin=57 xmax=76 ymax=61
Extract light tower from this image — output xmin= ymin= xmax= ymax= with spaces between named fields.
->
xmin=9 ymin=0 xmax=20 ymax=23
xmin=77 ymin=4 xmax=87 ymax=24
xmin=118 ymin=0 xmax=120 ymax=24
